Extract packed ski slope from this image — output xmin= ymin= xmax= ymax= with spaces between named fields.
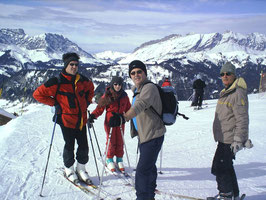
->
xmin=0 ymin=93 xmax=266 ymax=200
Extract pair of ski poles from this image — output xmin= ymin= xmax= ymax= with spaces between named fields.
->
xmin=39 ymin=112 xmax=103 ymax=197
xmin=97 ymin=116 xmax=132 ymax=199
xmin=39 ymin=112 xmax=132 ymax=199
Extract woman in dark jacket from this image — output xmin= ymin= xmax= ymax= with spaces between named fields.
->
xmin=90 ymin=76 xmax=131 ymax=172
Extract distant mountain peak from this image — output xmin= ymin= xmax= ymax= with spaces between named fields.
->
xmin=0 ymin=28 xmax=96 ymax=63
xmin=120 ymin=31 xmax=266 ymax=66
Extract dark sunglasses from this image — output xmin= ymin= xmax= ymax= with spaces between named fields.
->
xmin=69 ymin=63 xmax=79 ymax=67
xmin=220 ymin=72 xmax=232 ymax=77
xmin=113 ymin=83 xmax=121 ymax=86
xmin=130 ymin=70 xmax=143 ymax=76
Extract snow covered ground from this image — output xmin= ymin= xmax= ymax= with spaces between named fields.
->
xmin=0 ymin=92 xmax=266 ymax=200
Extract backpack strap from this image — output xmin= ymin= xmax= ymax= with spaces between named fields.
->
xmin=141 ymin=81 xmax=164 ymax=121
xmin=177 ymin=112 xmax=189 ymax=120
xmin=54 ymin=75 xmax=62 ymax=105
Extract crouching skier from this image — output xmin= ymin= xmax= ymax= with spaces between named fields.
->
xmin=33 ymin=52 xmax=94 ymax=184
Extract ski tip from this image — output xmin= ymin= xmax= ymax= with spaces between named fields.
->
xmin=39 ymin=194 xmax=45 ymax=197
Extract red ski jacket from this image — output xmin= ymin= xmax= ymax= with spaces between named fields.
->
xmin=33 ymin=71 xmax=94 ymax=130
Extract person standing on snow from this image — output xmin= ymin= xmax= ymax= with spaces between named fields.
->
xmin=108 ymin=60 xmax=166 ymax=200
xmin=210 ymin=62 xmax=252 ymax=200
xmin=191 ymin=75 xmax=206 ymax=109
xmin=88 ymin=76 xmax=131 ymax=172
xmin=33 ymin=52 xmax=94 ymax=184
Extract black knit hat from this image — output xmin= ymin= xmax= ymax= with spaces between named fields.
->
xmin=110 ymin=76 xmax=123 ymax=91
xmin=62 ymin=52 xmax=80 ymax=69
xmin=110 ymin=76 xmax=123 ymax=86
xmin=128 ymin=60 xmax=147 ymax=77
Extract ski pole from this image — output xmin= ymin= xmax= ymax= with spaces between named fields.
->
xmin=39 ymin=114 xmax=57 ymax=197
xmin=158 ymin=145 xmax=163 ymax=174
xmin=97 ymin=127 xmax=113 ymax=200
xmin=88 ymin=111 xmax=103 ymax=159
xmin=134 ymin=140 xmax=139 ymax=171
xmin=119 ymin=122 xmax=131 ymax=170
xmin=119 ymin=118 xmax=133 ymax=185
xmin=92 ymin=122 xmax=103 ymax=158
xmin=87 ymin=122 xmax=100 ymax=182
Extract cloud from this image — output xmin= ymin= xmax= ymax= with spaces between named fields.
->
xmin=0 ymin=0 xmax=265 ymax=53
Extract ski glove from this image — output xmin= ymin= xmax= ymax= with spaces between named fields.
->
xmin=109 ymin=112 xmax=125 ymax=127
xmin=230 ymin=141 xmax=243 ymax=155
xmin=88 ymin=114 xmax=96 ymax=124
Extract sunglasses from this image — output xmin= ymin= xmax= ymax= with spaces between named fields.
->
xmin=130 ymin=70 xmax=143 ymax=76
xmin=220 ymin=72 xmax=232 ymax=77
xmin=69 ymin=63 xmax=79 ymax=67
xmin=113 ymin=83 xmax=121 ymax=86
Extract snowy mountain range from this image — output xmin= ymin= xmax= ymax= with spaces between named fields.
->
xmin=120 ymin=31 xmax=266 ymax=68
xmin=0 ymin=28 xmax=96 ymax=63
xmin=0 ymin=28 xmax=266 ymax=104
xmin=93 ymin=51 xmax=129 ymax=62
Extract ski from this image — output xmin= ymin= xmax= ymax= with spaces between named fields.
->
xmin=76 ymin=172 xmax=98 ymax=189
xmin=115 ymin=164 xmax=132 ymax=179
xmin=61 ymin=171 xmax=123 ymax=200
xmin=207 ymin=193 xmax=245 ymax=200
xmin=62 ymin=172 xmax=100 ymax=198
xmin=155 ymin=189 xmax=204 ymax=200
xmin=97 ymin=157 xmax=133 ymax=186
xmin=58 ymin=167 xmax=98 ymax=190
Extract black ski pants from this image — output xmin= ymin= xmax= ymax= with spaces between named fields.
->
xmin=211 ymin=142 xmax=239 ymax=197
xmin=191 ymin=89 xmax=204 ymax=107
xmin=60 ymin=125 xmax=89 ymax=168
xmin=135 ymin=135 xmax=164 ymax=200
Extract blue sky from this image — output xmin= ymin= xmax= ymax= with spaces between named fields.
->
xmin=0 ymin=0 xmax=265 ymax=53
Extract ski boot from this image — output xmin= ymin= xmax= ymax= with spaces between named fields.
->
xmin=65 ymin=165 xmax=78 ymax=184
xmin=207 ymin=192 xmax=233 ymax=200
xmin=107 ymin=158 xmax=116 ymax=172
xmin=76 ymin=162 xmax=92 ymax=184
xmin=116 ymin=157 xmax=125 ymax=172
xmin=197 ymin=106 xmax=203 ymax=110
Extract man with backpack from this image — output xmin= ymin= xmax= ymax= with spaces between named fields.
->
xmin=108 ymin=60 xmax=166 ymax=200
xmin=33 ymin=52 xmax=94 ymax=184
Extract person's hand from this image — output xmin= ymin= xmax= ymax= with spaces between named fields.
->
xmin=244 ymin=139 xmax=253 ymax=149
xmin=51 ymin=104 xmax=61 ymax=114
xmin=88 ymin=114 xmax=96 ymax=124
xmin=108 ymin=112 xmax=125 ymax=127
xmin=230 ymin=141 xmax=243 ymax=155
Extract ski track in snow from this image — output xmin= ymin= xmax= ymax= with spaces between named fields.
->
xmin=0 ymin=93 xmax=266 ymax=200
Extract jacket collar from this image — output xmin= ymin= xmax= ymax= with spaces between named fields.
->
xmin=131 ymin=78 xmax=150 ymax=93
xmin=61 ymin=69 xmax=79 ymax=82
xmin=220 ymin=77 xmax=247 ymax=96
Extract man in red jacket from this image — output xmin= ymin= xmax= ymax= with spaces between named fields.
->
xmin=33 ymin=52 xmax=94 ymax=184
